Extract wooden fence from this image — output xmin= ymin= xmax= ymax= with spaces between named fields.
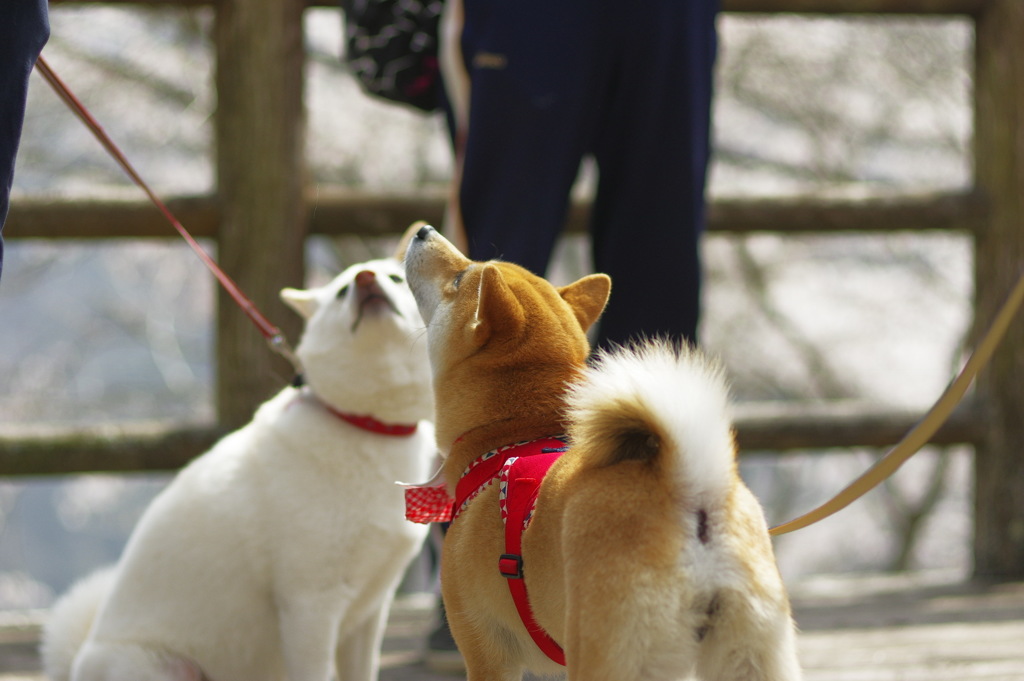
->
xmin=3 ymin=0 xmax=1022 ymax=580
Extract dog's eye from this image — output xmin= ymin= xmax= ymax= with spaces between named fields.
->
xmin=453 ymin=270 xmax=467 ymax=289
xmin=389 ymin=274 xmax=404 ymax=284
xmin=336 ymin=284 xmax=350 ymax=299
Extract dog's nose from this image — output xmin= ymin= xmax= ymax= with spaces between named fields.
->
xmin=415 ymin=224 xmax=435 ymax=240
xmin=355 ymin=270 xmax=376 ymax=288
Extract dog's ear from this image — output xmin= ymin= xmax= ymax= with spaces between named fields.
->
xmin=280 ymin=287 xmax=318 ymax=319
xmin=558 ymin=274 xmax=611 ymax=332
xmin=474 ymin=264 xmax=525 ymax=345
xmin=395 ymin=221 xmax=430 ymax=261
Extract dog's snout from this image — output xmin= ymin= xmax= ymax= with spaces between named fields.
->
xmin=415 ymin=224 xmax=435 ymax=241
xmin=355 ymin=270 xmax=376 ymax=288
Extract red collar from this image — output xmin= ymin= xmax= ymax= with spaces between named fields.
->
xmin=294 ymin=379 xmax=419 ymax=437
xmin=326 ymin=407 xmax=418 ymax=436
xmin=307 ymin=392 xmax=418 ymax=436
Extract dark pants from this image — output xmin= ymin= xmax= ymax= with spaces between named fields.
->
xmin=0 ymin=0 xmax=50 ymax=282
xmin=447 ymin=0 xmax=717 ymax=348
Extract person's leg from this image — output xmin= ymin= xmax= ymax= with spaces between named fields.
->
xmin=0 ymin=0 xmax=50 ymax=282
xmin=450 ymin=0 xmax=607 ymax=273
xmin=590 ymin=0 xmax=718 ymax=349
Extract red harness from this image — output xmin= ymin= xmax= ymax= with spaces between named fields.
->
xmin=404 ymin=437 xmax=568 ymax=666
xmin=496 ymin=447 xmax=567 ymax=665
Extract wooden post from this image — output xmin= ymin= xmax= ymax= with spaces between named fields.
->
xmin=214 ymin=0 xmax=308 ymax=428
xmin=972 ymin=0 xmax=1024 ymax=581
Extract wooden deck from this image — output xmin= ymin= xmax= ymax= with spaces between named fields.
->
xmin=789 ymin=572 xmax=1024 ymax=681
xmin=2 ymin=572 xmax=1022 ymax=681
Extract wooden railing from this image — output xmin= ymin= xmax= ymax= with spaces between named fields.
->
xmin=4 ymin=0 xmax=1023 ymax=580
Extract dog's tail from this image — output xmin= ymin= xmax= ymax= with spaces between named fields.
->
xmin=41 ymin=565 xmax=117 ymax=681
xmin=565 ymin=339 xmax=736 ymax=508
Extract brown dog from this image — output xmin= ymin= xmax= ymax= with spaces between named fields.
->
xmin=405 ymin=224 xmax=800 ymax=681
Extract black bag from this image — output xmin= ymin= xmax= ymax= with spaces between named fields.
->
xmin=340 ymin=0 xmax=445 ymax=113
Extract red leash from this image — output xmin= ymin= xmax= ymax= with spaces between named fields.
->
xmin=33 ymin=54 xmax=302 ymax=374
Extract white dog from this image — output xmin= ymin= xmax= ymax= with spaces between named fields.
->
xmin=41 ymin=247 xmax=435 ymax=681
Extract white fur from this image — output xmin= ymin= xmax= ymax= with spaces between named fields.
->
xmin=566 ymin=340 xmax=740 ymax=601
xmin=42 ymin=258 xmax=435 ymax=681
xmin=41 ymin=568 xmax=117 ymax=681
xmin=283 ymin=257 xmax=432 ymax=425
xmin=567 ymin=341 xmax=801 ymax=680
xmin=568 ymin=340 xmax=735 ymax=503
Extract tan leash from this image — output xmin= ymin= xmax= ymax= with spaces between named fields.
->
xmin=770 ymin=268 xmax=1024 ymax=536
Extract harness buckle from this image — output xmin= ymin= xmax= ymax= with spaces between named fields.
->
xmin=499 ymin=554 xmax=524 ymax=579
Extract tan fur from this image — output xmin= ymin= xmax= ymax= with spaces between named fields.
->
xmin=405 ymin=225 xmax=800 ymax=681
